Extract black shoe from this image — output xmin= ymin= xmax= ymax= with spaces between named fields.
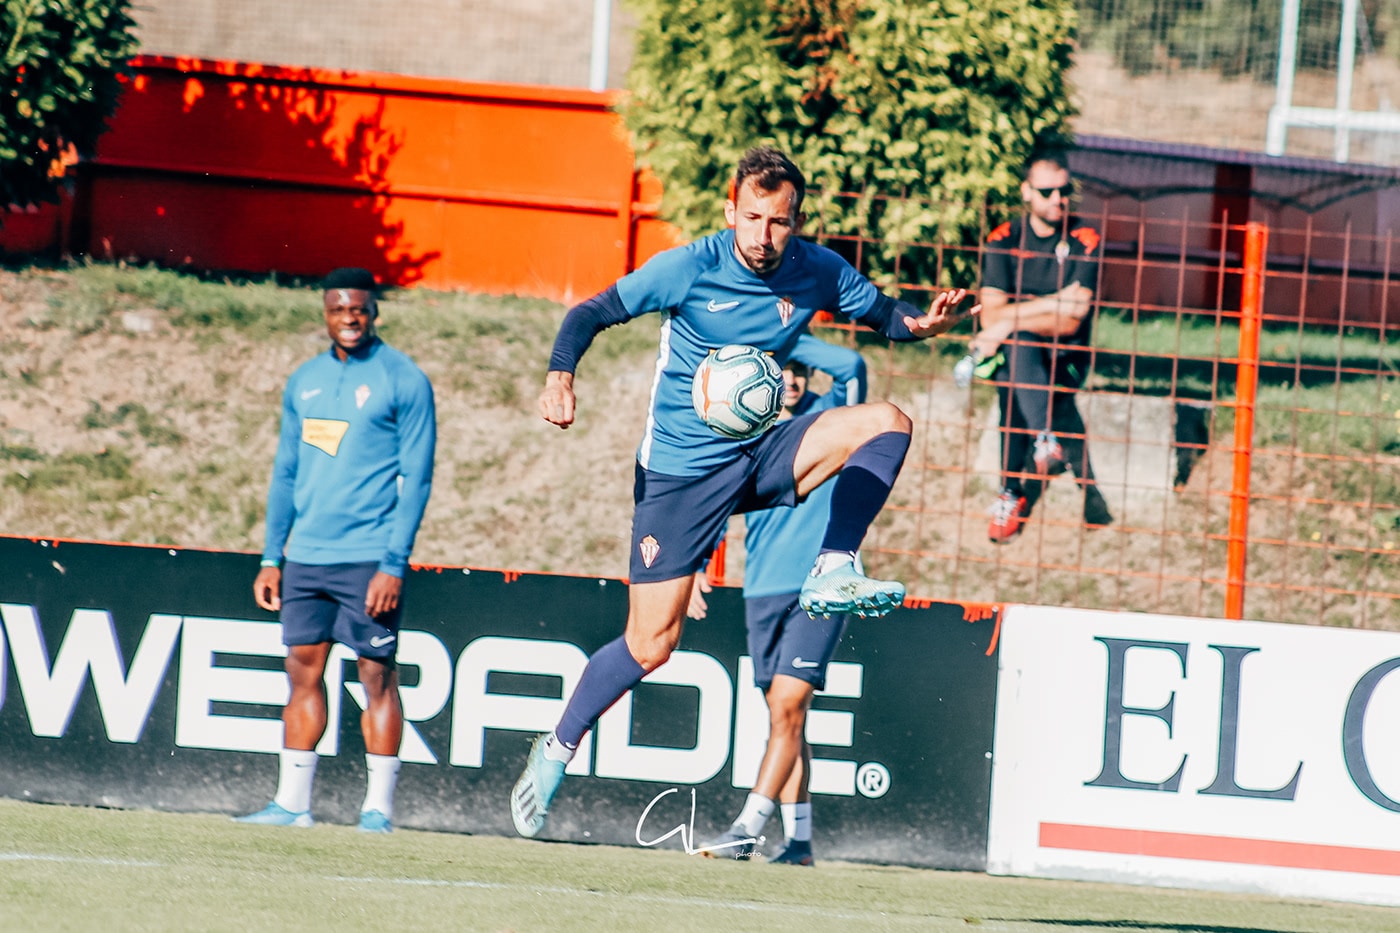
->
xmin=1084 ymin=488 xmax=1114 ymax=528
xmin=768 ymin=840 xmax=814 ymax=866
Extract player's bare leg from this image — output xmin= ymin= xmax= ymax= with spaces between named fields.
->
xmin=357 ymin=657 xmax=402 ymax=832
xmin=752 ymin=675 xmax=815 ymax=801
xmin=705 ymin=675 xmax=815 ymax=861
xmin=791 ymin=401 xmax=911 ymax=496
xmin=764 ymin=677 xmax=817 ymax=865
xmin=283 ymin=642 xmax=333 ymax=749
xmin=513 ymin=576 xmax=693 ymax=838
xmin=234 ymin=642 xmax=331 ymax=827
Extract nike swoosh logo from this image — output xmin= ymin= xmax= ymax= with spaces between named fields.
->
xmin=791 ymin=657 xmax=820 ymax=669
xmin=369 ymin=634 xmax=396 ymax=648
xmin=706 ymin=299 xmax=740 ymax=312
xmin=300 ymin=388 xmax=322 ymax=400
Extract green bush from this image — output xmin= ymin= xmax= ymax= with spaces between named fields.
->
xmin=1 ymin=0 xmax=138 ymax=207
xmin=621 ymin=0 xmax=1077 ymax=286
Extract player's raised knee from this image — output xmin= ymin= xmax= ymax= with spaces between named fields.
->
xmin=862 ymin=400 xmax=912 ymax=437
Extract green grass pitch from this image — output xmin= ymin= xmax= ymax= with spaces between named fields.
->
xmin=1 ymin=798 xmax=1396 ymax=931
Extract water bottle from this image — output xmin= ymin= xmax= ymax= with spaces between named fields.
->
xmin=953 ymin=348 xmax=983 ymax=389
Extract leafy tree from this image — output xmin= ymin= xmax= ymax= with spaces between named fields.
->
xmin=1 ymin=0 xmax=138 ymax=207
xmin=621 ymin=0 xmax=1078 ymax=287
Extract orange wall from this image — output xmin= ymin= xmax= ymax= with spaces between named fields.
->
xmin=77 ymin=56 xmax=681 ymax=302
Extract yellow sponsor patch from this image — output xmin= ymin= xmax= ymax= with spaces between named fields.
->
xmin=302 ymin=418 xmax=350 ymax=456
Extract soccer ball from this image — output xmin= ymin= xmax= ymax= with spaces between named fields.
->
xmin=691 ymin=344 xmax=784 ymax=440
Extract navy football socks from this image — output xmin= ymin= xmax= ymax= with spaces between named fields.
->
xmin=555 ymin=636 xmax=646 ymax=748
xmin=820 ymin=430 xmax=911 ymax=554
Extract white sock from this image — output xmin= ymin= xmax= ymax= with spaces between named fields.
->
xmin=273 ymin=748 xmax=318 ymax=813
xmin=543 ymin=732 xmax=576 ymax=764
xmin=361 ymin=754 xmax=401 ymax=819
xmin=732 ymin=792 xmax=776 ymax=837
xmin=782 ymin=801 xmax=813 ymax=843
xmin=810 ymin=550 xmax=855 ymax=577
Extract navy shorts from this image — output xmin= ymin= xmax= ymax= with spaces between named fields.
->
xmin=746 ymin=592 xmax=846 ymax=691
xmin=279 ymin=561 xmax=402 ymax=662
xmin=629 ymin=411 xmax=820 ymax=583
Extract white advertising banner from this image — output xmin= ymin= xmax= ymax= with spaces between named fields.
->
xmin=988 ymin=605 xmax=1400 ymax=907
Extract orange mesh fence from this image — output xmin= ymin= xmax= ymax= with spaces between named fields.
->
xmin=731 ymin=194 xmax=1400 ymax=628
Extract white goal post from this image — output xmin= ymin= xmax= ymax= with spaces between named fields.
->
xmin=1267 ymin=0 xmax=1400 ymax=162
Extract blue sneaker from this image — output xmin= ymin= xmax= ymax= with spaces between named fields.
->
xmin=510 ymin=734 xmax=567 ymax=838
xmin=698 ymin=827 xmax=759 ymax=860
xmin=799 ymin=560 xmax=905 ymax=619
xmin=358 ymin=810 xmax=392 ymax=833
xmin=768 ymin=840 xmax=815 ymax=866
xmin=233 ymin=801 xmax=313 ymax=828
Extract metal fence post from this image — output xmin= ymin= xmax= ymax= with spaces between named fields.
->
xmin=1225 ymin=222 xmax=1269 ymax=619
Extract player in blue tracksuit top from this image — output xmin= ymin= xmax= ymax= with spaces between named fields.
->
xmin=510 ymin=147 xmax=977 ymax=840
xmin=237 ymin=267 xmax=435 ymax=835
xmin=688 ymin=333 xmax=866 ymax=863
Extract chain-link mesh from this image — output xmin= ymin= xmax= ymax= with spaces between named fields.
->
xmin=130 ymin=0 xmax=636 ymax=88
xmin=794 ymin=195 xmax=1400 ymax=627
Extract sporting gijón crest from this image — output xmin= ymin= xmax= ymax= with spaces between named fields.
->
xmin=776 ymin=296 xmax=795 ymax=326
xmin=639 ymin=534 xmax=660 ymax=569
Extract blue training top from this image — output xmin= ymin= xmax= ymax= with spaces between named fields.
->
xmin=608 ymin=229 xmax=882 ymax=476
xmin=741 ymin=335 xmax=868 ymax=598
xmin=261 ymin=337 xmax=436 ymax=577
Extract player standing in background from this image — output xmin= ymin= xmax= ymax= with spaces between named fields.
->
xmin=689 ymin=334 xmax=867 ymax=865
xmin=970 ymin=149 xmax=1113 ymax=543
xmin=510 ymin=146 xmax=976 ymax=839
xmin=235 ymin=267 xmax=436 ymax=833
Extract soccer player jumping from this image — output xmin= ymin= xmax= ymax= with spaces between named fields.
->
xmin=510 ymin=147 xmax=975 ymax=839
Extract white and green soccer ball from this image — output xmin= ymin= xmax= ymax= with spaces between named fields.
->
xmin=691 ymin=344 xmax=784 ymax=440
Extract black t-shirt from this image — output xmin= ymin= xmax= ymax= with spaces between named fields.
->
xmin=981 ymin=216 xmax=1101 ymax=348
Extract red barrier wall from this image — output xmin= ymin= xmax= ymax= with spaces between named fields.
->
xmin=73 ymin=56 xmax=681 ymax=302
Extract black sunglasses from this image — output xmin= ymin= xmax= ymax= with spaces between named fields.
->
xmin=1032 ymin=183 xmax=1074 ymax=199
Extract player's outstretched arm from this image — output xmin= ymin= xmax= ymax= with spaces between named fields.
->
xmin=902 ymin=288 xmax=980 ymax=339
xmin=539 ymin=370 xmax=577 ymax=428
xmin=541 ymin=284 xmax=639 ymax=430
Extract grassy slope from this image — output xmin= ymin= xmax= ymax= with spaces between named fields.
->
xmin=1 ymin=263 xmax=1396 ymax=625
xmin=0 ymin=263 xmax=657 ymax=575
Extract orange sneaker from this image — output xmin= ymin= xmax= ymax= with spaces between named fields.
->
xmin=988 ymin=489 xmax=1029 ymax=543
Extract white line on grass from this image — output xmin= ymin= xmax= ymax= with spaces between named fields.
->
xmin=0 ymin=852 xmax=163 ymax=867
xmin=2 ymin=851 xmax=1010 ymax=929
xmin=327 ymin=873 xmax=990 ymax=926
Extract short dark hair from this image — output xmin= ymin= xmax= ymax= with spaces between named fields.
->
xmin=734 ymin=147 xmax=806 ymax=211
xmin=783 ymin=358 xmax=811 ymax=378
xmin=322 ymin=267 xmax=379 ymax=316
xmin=1023 ymin=147 xmax=1071 ymax=179
xmin=322 ymin=267 xmax=378 ymax=292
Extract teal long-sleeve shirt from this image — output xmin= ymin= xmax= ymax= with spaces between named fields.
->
xmin=261 ymin=338 xmax=436 ymax=577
